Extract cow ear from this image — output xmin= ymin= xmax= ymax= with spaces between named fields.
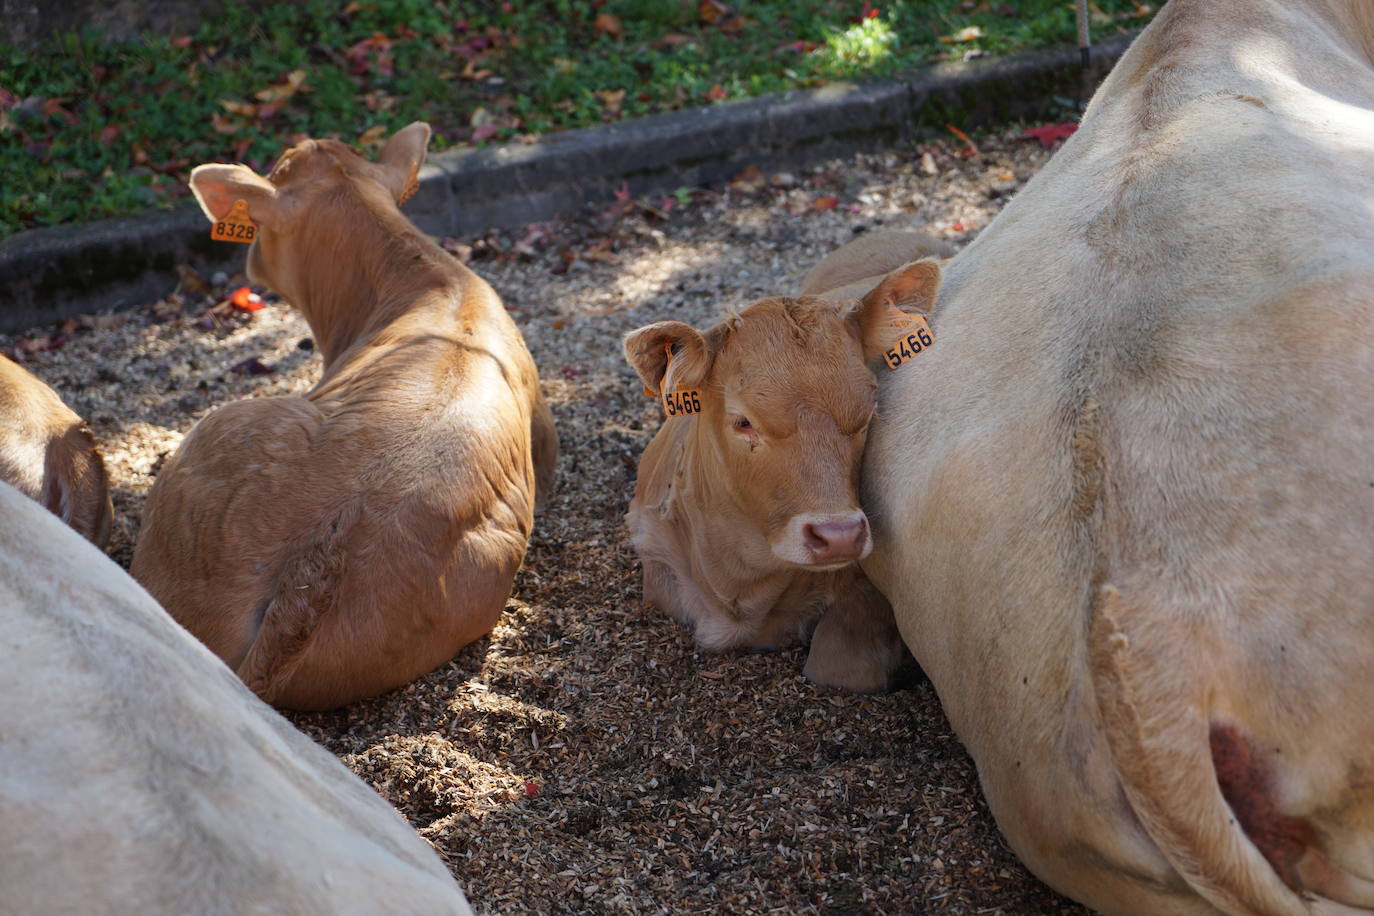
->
xmin=623 ymin=321 xmax=713 ymax=397
xmin=189 ymin=163 xmax=281 ymax=227
xmin=852 ymin=258 xmax=942 ymax=362
xmin=377 ymin=121 xmax=430 ymax=205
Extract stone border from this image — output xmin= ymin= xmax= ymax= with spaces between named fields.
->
xmin=0 ymin=34 xmax=1135 ymax=332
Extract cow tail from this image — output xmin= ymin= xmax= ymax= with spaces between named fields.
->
xmin=43 ymin=423 xmax=113 ymax=548
xmin=234 ymin=512 xmax=352 ymax=706
xmin=1089 ymin=584 xmax=1308 ymax=916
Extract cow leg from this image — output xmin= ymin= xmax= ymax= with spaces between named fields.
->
xmin=804 ymin=573 xmax=904 ymax=693
xmin=530 ymin=392 xmax=558 ymax=512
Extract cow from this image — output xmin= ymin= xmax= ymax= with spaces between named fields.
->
xmin=623 ymin=231 xmax=951 ymax=693
xmin=860 ymin=1 xmax=1374 ymax=912
xmin=132 ymin=123 xmax=558 ymax=710
xmin=0 ymin=480 xmax=473 ymax=915
xmin=0 ymin=353 xmax=112 ymax=547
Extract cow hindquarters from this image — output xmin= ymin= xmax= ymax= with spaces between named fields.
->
xmin=1090 ymin=584 xmax=1320 ymax=916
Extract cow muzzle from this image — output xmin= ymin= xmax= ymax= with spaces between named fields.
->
xmin=772 ymin=511 xmax=871 ymax=568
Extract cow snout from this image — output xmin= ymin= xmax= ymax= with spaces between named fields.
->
xmin=802 ymin=517 xmax=868 ymax=563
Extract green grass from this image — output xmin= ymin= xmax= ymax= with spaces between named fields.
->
xmin=0 ymin=0 xmax=1156 ymax=236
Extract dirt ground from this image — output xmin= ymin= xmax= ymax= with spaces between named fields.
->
xmin=5 ymin=130 xmax=1092 ymax=915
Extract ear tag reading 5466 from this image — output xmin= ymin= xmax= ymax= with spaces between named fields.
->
xmin=882 ymin=308 xmax=934 ymax=371
xmin=654 ymin=344 xmax=702 ymax=417
xmin=211 ymin=200 xmax=258 ymax=244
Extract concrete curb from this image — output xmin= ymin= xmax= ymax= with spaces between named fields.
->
xmin=0 ymin=34 xmax=1136 ymax=332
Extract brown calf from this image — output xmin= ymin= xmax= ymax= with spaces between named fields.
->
xmin=0 ymin=354 xmax=111 ymax=547
xmin=623 ymin=231 xmax=949 ymax=692
xmin=132 ymin=123 xmax=558 ymax=710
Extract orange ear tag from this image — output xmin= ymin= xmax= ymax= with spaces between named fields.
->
xmin=656 ymin=343 xmax=702 ymax=417
xmin=210 ymin=200 xmax=258 ymax=244
xmin=881 ymin=306 xmax=934 ymax=371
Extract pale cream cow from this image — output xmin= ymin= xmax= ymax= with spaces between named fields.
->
xmin=0 ymin=481 xmax=473 ymax=915
xmin=862 ymin=0 xmax=1374 ymax=912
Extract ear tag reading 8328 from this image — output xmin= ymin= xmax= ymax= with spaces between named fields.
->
xmin=881 ymin=306 xmax=934 ymax=371
xmin=211 ymin=200 xmax=258 ymax=244
xmin=655 ymin=343 xmax=702 ymax=417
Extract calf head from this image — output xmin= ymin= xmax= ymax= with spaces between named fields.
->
xmin=625 ymin=258 xmax=941 ymax=572
xmin=186 ymin=122 xmax=431 ymax=311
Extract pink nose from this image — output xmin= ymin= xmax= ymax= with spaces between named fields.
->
xmin=802 ymin=518 xmax=868 ymax=564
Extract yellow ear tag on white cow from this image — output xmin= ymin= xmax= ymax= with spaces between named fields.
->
xmin=881 ymin=308 xmax=934 ymax=371
xmin=656 ymin=343 xmax=702 ymax=417
xmin=210 ymin=199 xmax=258 ymax=244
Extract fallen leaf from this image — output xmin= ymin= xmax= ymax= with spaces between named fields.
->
xmin=705 ymin=85 xmax=728 ymax=101
xmin=940 ymin=25 xmax=986 ymax=42
xmin=220 ymin=99 xmax=257 ymax=118
xmin=594 ymin=12 xmax=623 ymax=38
xmin=99 ymin=124 xmax=119 ymax=145
xmin=946 ymin=123 xmax=980 ymax=158
xmin=1021 ymin=121 xmax=1078 ymax=147
xmin=656 ymin=32 xmax=693 ymax=48
xmin=358 ymin=124 xmax=388 ymax=146
xmin=811 ymin=195 xmax=840 ymax=211
xmin=952 ymin=220 xmax=967 ymax=232
xmin=170 ymin=35 xmax=193 ymax=49
xmin=210 ymin=112 xmax=239 ymax=135
xmin=472 ymin=122 xmax=499 ymax=142
xmin=524 ymin=781 xmax=539 ymax=798
xmin=729 ymin=165 xmax=764 ymax=192
xmin=596 ymin=88 xmax=626 ymax=115
xmin=42 ymin=98 xmax=77 ymax=125
xmin=699 ymin=0 xmax=731 ymax=24
xmin=254 ymin=69 xmax=308 ymax=104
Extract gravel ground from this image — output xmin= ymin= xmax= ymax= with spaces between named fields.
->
xmin=5 ymin=130 xmax=1091 ymax=915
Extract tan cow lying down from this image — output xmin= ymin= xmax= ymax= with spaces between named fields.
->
xmin=624 ymin=231 xmax=951 ymax=693
xmin=862 ymin=0 xmax=1374 ymax=912
xmin=132 ymin=123 xmax=558 ymax=710
xmin=0 ymin=481 xmax=473 ymax=915
xmin=0 ymin=354 xmax=111 ymax=546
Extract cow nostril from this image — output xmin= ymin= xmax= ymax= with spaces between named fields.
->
xmin=802 ymin=523 xmax=829 ymax=552
xmin=803 ymin=518 xmax=867 ymax=561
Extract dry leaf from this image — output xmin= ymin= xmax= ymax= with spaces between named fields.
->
xmin=1021 ymin=121 xmax=1078 ymax=148
xmin=358 ymin=124 xmax=388 ymax=145
xmin=594 ymin=12 xmax=624 ymax=38
xmin=940 ymin=25 xmax=985 ymax=42
xmin=811 ymin=195 xmax=840 ymax=211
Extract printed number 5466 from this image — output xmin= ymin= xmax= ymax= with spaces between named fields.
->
xmin=664 ymin=390 xmax=701 ymax=416
xmin=883 ymin=327 xmax=934 ymax=370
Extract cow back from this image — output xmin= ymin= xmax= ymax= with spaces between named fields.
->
xmin=0 ymin=482 xmax=472 ymax=915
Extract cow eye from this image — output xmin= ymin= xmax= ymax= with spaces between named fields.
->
xmin=734 ymin=417 xmax=752 ymax=430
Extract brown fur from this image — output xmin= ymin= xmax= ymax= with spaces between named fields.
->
xmin=132 ymin=123 xmax=557 ymax=710
xmin=0 ymin=354 xmax=112 ymax=547
xmin=623 ymin=232 xmax=945 ymax=692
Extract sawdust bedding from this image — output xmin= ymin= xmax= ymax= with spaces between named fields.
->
xmin=5 ymin=130 xmax=1089 ymax=915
